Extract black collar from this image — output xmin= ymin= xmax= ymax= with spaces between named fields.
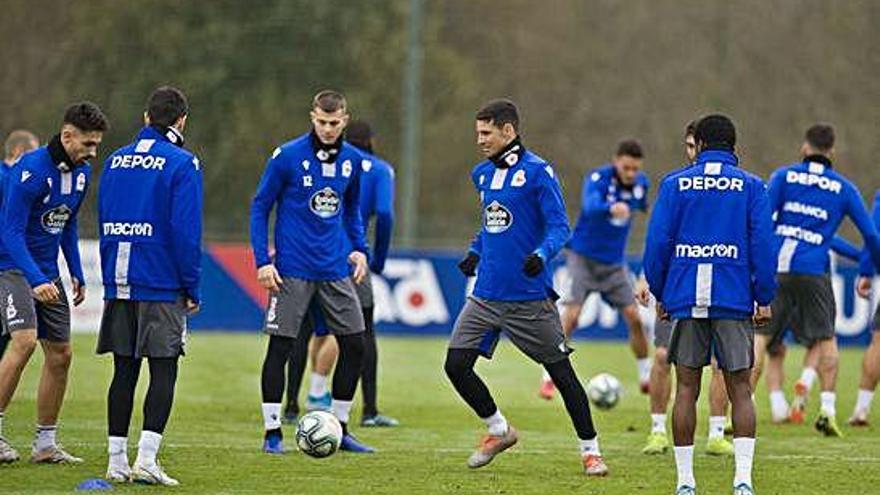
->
xmin=151 ymin=124 xmax=185 ymax=147
xmin=310 ymin=130 xmax=342 ymax=163
xmin=804 ymin=154 xmax=833 ymax=168
xmin=488 ymin=137 xmax=524 ymax=169
xmin=47 ymin=134 xmax=77 ymax=172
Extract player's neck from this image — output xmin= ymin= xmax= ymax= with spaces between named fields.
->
xmin=488 ymin=136 xmax=523 ymax=169
xmin=310 ymin=129 xmax=342 ymax=163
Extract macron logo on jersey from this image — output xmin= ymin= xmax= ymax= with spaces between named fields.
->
xmin=102 ymin=222 xmax=154 ymax=237
xmin=20 ymin=170 xmax=31 ymax=182
xmin=785 ymin=170 xmax=842 ymax=194
xmin=675 ymin=243 xmax=739 ymax=259
xmin=775 ymin=224 xmax=823 ymax=245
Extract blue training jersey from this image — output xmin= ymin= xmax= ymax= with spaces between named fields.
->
xmin=567 ymin=163 xmax=649 ymax=265
xmin=353 ymin=151 xmax=395 ymax=274
xmin=99 ymin=126 xmax=204 ymax=303
xmin=768 ymin=156 xmax=880 ymax=277
xmin=858 ymin=190 xmax=880 ymax=276
xmin=250 ymin=132 xmax=367 ymax=281
xmin=644 ymin=150 xmax=777 ymax=320
xmin=0 ymin=136 xmax=88 ymax=287
xmin=467 ymin=141 xmax=570 ymax=302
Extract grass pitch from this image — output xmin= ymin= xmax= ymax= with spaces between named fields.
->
xmin=2 ymin=333 xmax=880 ymax=494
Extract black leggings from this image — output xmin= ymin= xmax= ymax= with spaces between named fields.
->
xmin=360 ymin=307 xmax=379 ymax=416
xmin=108 ymin=355 xmax=179 ymax=437
xmin=444 ymin=349 xmax=596 ymax=440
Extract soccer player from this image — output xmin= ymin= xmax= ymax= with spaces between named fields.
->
xmin=251 ymin=90 xmax=373 ymax=454
xmin=0 ymin=103 xmax=107 ymax=464
xmin=540 ymin=139 xmax=651 ymax=399
xmin=97 ymin=87 xmax=202 ymax=485
xmin=644 ymin=114 xmax=776 ymax=495
xmin=847 ymin=189 xmax=880 ymax=426
xmin=283 ymin=121 xmax=399 ymax=426
xmin=639 ymin=121 xmax=733 ymax=457
xmin=754 ymin=124 xmax=880 ymax=437
xmin=446 ymin=99 xmax=608 ymax=476
xmin=0 ymin=130 xmax=40 ymax=359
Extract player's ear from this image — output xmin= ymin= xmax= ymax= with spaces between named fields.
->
xmin=143 ymin=112 xmax=151 ymax=126
xmin=176 ymin=114 xmax=188 ymax=132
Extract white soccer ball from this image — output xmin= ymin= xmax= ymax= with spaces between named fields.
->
xmin=586 ymin=373 xmax=622 ymax=410
xmin=295 ymin=410 xmax=343 ymax=458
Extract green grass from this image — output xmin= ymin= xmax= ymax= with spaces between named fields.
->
xmin=2 ymin=333 xmax=880 ymax=494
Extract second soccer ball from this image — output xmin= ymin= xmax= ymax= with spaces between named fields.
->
xmin=586 ymin=373 xmax=622 ymax=410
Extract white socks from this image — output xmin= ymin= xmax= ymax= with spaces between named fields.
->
xmin=855 ymin=389 xmax=875 ymax=414
xmin=262 ymin=403 xmax=282 ymax=430
xmin=733 ymin=437 xmax=755 ymax=487
xmin=34 ymin=425 xmax=57 ymax=452
xmin=579 ymin=437 xmax=600 ymax=456
xmin=799 ymin=367 xmax=818 ymax=391
xmin=637 ymin=358 xmax=651 ymax=383
xmin=136 ymin=431 xmax=162 ymax=467
xmin=483 ymin=410 xmax=509 ymax=436
xmin=769 ymin=390 xmax=789 ymax=419
xmin=651 ymin=414 xmax=667 ymax=434
xmin=331 ymin=399 xmax=353 ymax=425
xmin=820 ymin=391 xmax=836 ymax=416
xmin=309 ymin=372 xmax=329 ymax=397
xmin=674 ymin=445 xmax=696 ymax=489
xmin=108 ymin=436 xmax=128 ymax=468
xmin=708 ymin=416 xmax=726 ymax=440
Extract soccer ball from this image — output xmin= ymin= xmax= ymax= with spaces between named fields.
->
xmin=586 ymin=373 xmax=622 ymax=410
xmin=295 ymin=411 xmax=343 ymax=458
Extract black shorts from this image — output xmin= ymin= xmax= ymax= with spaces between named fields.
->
xmin=0 ymin=270 xmax=70 ymax=342
xmin=97 ymin=298 xmax=188 ymax=359
xmin=759 ymin=273 xmax=835 ymax=347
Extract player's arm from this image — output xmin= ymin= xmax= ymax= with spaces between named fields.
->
xmin=829 ymin=236 xmax=861 ymax=262
xmin=747 ymin=179 xmax=777 ymax=308
xmin=370 ymin=166 xmax=395 ymax=274
xmin=857 ymin=191 xmax=880 ymax=277
xmin=249 ymin=150 xmax=287 ymax=291
xmin=60 ymin=176 xmax=88 ymax=306
xmin=848 ymin=187 xmax=880 ymax=275
xmin=343 ymin=163 xmax=368 ymax=283
xmin=459 ymin=171 xmax=484 ymax=276
xmin=534 ymin=165 xmax=571 ymax=263
xmin=634 ymin=176 xmax=650 ymax=213
xmin=643 ymin=179 xmax=675 ymax=299
xmin=170 ymin=156 xmax=204 ymax=307
xmin=1 ymin=168 xmax=51 ymax=289
xmin=581 ymin=173 xmax=612 ymax=217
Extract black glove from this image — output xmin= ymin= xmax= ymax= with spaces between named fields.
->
xmin=523 ymin=253 xmax=545 ymax=277
xmin=458 ymin=252 xmax=480 ymax=277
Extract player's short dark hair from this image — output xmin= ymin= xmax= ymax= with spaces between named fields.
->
xmin=685 ymin=120 xmax=697 ymax=138
xmin=805 ymin=124 xmax=835 ymax=153
xmin=63 ymin=102 xmax=109 ymax=133
xmin=346 ymin=121 xmax=373 ymax=152
xmin=147 ymin=86 xmax=189 ymax=128
xmin=475 ymin=99 xmax=519 ymax=131
xmin=615 ymin=139 xmax=643 ymax=159
xmin=695 ymin=114 xmax=736 ymax=151
xmin=312 ymin=90 xmax=347 ymax=113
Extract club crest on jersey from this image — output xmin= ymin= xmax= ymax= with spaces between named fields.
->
xmin=633 ymin=184 xmax=645 ymax=199
xmin=511 ymin=169 xmax=527 ymax=187
xmin=484 ymin=201 xmax=513 ymax=234
xmin=76 ymin=173 xmax=86 ymax=192
xmin=41 ymin=204 xmax=72 ymax=234
xmin=310 ymin=187 xmax=341 ymax=218
xmin=342 ymin=160 xmax=352 ymax=178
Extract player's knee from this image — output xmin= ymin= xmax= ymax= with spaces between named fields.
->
xmin=336 ymin=333 xmax=365 ymax=360
xmin=46 ymin=343 xmax=72 ymax=372
xmin=622 ymin=304 xmax=640 ymax=325
xmin=654 ymin=347 xmax=669 ymax=366
xmin=444 ymin=350 xmax=474 ymax=381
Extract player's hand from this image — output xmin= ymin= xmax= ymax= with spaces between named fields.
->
xmin=257 ymin=264 xmax=284 ymax=293
xmin=655 ymin=302 xmax=670 ymax=321
xmin=349 ymin=251 xmax=368 ymax=284
xmin=634 ymin=279 xmax=651 ymax=307
xmin=857 ymin=276 xmax=873 ymax=299
xmin=609 ymin=202 xmax=631 ymax=220
xmin=33 ymin=282 xmax=60 ymax=303
xmin=753 ymin=305 xmax=772 ymax=327
xmin=72 ymin=278 xmax=86 ymax=307
xmin=458 ymin=252 xmax=480 ymax=277
xmin=522 ymin=253 xmax=545 ymax=277
xmin=185 ymin=298 xmax=200 ymax=315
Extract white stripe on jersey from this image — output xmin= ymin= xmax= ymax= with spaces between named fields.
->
xmin=777 ymin=238 xmax=799 ymax=273
xmin=692 ymin=263 xmax=713 ymax=318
